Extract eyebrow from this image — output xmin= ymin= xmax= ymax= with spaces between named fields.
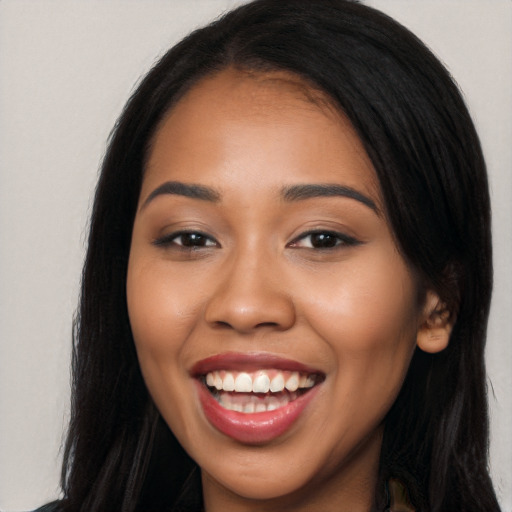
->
xmin=141 ymin=180 xmax=378 ymax=213
xmin=281 ymin=183 xmax=378 ymax=213
xmin=141 ymin=181 xmax=221 ymax=209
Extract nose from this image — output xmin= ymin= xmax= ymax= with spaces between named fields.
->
xmin=204 ymin=249 xmax=296 ymax=334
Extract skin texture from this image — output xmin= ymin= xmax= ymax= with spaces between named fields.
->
xmin=127 ymin=69 xmax=451 ymax=512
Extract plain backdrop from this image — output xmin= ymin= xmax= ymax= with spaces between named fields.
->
xmin=0 ymin=1 xmax=510 ymax=510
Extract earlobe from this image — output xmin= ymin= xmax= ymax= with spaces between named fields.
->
xmin=416 ymin=291 xmax=454 ymax=354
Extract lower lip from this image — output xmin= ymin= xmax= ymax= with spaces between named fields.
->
xmin=196 ymin=380 xmax=320 ymax=444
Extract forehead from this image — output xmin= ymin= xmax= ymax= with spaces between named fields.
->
xmin=144 ymin=68 xmax=381 ymax=204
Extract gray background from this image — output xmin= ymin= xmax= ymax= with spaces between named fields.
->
xmin=0 ymin=1 xmax=510 ymax=510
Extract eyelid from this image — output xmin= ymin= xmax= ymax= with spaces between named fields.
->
xmin=152 ymin=229 xmax=219 ymax=248
xmin=287 ymin=229 xmax=361 ymax=249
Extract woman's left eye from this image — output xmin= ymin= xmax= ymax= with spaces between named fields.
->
xmin=288 ymin=231 xmax=360 ymax=249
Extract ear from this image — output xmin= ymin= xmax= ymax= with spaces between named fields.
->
xmin=416 ymin=290 xmax=455 ymax=354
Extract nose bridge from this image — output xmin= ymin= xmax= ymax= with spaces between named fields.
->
xmin=204 ymin=241 xmax=295 ymax=333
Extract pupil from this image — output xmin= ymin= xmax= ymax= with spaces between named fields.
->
xmin=311 ymin=233 xmax=337 ymax=248
xmin=182 ymin=233 xmax=206 ymax=246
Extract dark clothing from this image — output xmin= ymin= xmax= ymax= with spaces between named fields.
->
xmin=32 ymin=503 xmax=60 ymax=512
xmin=31 ymin=479 xmax=414 ymax=512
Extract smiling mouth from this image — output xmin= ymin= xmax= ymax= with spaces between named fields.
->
xmin=202 ymin=369 xmax=324 ymax=413
xmin=192 ymin=353 xmax=325 ymax=442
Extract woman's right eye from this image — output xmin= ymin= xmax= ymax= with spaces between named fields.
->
xmin=153 ymin=231 xmax=218 ymax=249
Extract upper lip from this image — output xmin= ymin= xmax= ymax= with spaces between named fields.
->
xmin=190 ymin=351 xmax=323 ymax=377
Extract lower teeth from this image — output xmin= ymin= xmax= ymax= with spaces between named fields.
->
xmin=211 ymin=389 xmax=300 ymax=413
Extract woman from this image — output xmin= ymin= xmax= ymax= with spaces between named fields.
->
xmin=35 ymin=0 xmax=501 ymax=510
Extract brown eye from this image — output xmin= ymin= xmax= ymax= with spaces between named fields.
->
xmin=177 ymin=233 xmax=214 ymax=247
xmin=289 ymin=230 xmax=360 ymax=250
xmin=309 ymin=233 xmax=340 ymax=248
xmin=153 ymin=231 xmax=218 ymax=249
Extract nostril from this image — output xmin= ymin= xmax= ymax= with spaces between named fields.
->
xmin=204 ymin=286 xmax=296 ymax=333
xmin=255 ymin=322 xmax=279 ymax=328
xmin=212 ymin=321 xmax=233 ymax=329
xmin=210 ymin=320 xmax=282 ymax=331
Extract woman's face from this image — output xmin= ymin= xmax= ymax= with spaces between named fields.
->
xmin=127 ymin=69 xmax=428 ymax=510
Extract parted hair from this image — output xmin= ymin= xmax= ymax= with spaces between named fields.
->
xmin=58 ymin=1 xmax=500 ymax=511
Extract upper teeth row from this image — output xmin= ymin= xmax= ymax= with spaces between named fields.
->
xmin=205 ymin=370 xmax=315 ymax=393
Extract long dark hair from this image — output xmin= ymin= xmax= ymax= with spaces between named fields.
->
xmin=59 ymin=1 xmax=500 ymax=511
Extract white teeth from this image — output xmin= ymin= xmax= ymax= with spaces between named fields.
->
xmin=214 ymin=373 xmax=223 ymax=390
xmin=269 ymin=373 xmax=285 ymax=392
xmin=244 ymin=402 xmax=255 ymax=413
xmin=222 ymin=372 xmax=235 ymax=391
xmin=205 ymin=369 xmax=319 ymax=394
xmin=234 ymin=372 xmax=253 ymax=392
xmin=267 ymin=397 xmax=280 ymax=411
xmin=285 ymin=372 xmax=300 ymax=392
xmin=305 ymin=375 xmax=315 ymax=388
xmin=215 ymin=392 xmax=303 ymax=414
xmin=252 ymin=373 xmax=270 ymax=393
xmin=219 ymin=393 xmax=229 ymax=408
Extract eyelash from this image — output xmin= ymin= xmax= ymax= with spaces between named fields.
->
xmin=153 ymin=231 xmax=219 ymax=250
xmin=288 ymin=230 xmax=361 ymax=250
xmin=153 ymin=229 xmax=360 ymax=251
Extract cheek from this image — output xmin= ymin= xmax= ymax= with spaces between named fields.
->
xmin=297 ymin=253 xmax=419 ymax=389
xmin=127 ymin=258 xmax=200 ymax=357
xmin=126 ymin=257 xmax=200 ymax=411
xmin=126 ymin=257 xmax=205 ymax=439
xmin=295 ymin=261 xmax=419 ymax=456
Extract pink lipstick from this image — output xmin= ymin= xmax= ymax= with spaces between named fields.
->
xmin=192 ymin=352 xmax=324 ymax=444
